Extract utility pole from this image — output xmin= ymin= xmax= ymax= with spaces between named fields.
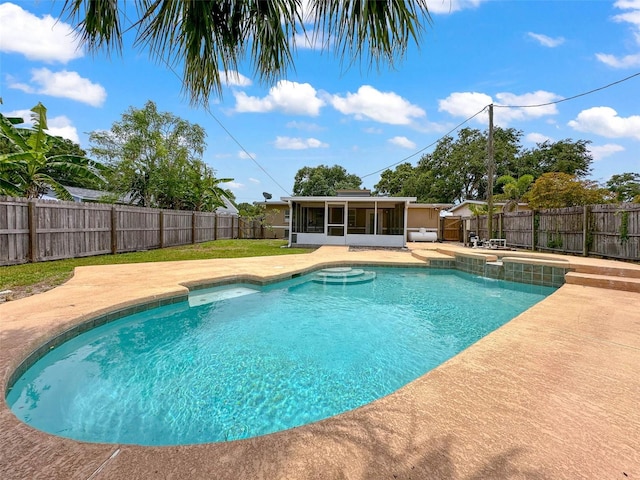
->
xmin=487 ymin=104 xmax=495 ymax=239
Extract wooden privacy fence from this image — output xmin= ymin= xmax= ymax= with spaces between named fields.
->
xmin=466 ymin=203 xmax=639 ymax=261
xmin=0 ymin=197 xmax=262 ymax=266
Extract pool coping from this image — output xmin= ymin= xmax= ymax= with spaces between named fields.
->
xmin=1 ymin=245 xmax=639 ymax=479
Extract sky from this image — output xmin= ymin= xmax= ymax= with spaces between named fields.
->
xmin=1 ymin=0 xmax=639 ymax=204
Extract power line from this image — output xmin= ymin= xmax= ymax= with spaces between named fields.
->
xmin=360 ymin=106 xmax=488 ymax=179
xmin=119 ymin=8 xmax=292 ymax=197
xmin=112 ymin=7 xmax=639 ymax=191
xmin=360 ymin=71 xmax=640 ymax=182
xmin=494 ymin=71 xmax=640 ymax=109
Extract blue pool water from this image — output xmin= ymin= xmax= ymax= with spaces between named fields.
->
xmin=7 ymin=267 xmax=555 ymax=446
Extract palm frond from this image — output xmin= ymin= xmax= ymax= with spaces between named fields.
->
xmin=62 ymin=0 xmax=124 ymax=53
xmin=311 ymin=0 xmax=431 ymax=70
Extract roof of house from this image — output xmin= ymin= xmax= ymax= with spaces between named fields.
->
xmin=280 ymin=196 xmax=417 ymax=203
xmin=447 ymin=199 xmax=529 ymax=214
xmin=215 ymin=196 xmax=239 ymax=214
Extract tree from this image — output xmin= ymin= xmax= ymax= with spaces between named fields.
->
xmin=606 ymin=172 xmax=640 ymax=203
xmin=61 ymin=1 xmax=431 ymax=104
xmin=375 ymin=127 xmax=526 ymax=203
xmin=373 ymin=162 xmax=415 ymax=197
xmin=0 ymin=103 xmax=106 ymax=199
xmin=90 ymin=101 xmax=232 ymax=211
xmin=293 ymin=164 xmax=362 ymax=196
xmin=374 ymin=129 xmax=596 ymax=204
xmin=520 ymin=139 xmax=593 ymax=178
xmin=527 ymin=173 xmax=612 ymax=209
xmin=495 ymin=174 xmax=534 ymax=212
xmin=237 ymin=202 xmax=265 ymax=219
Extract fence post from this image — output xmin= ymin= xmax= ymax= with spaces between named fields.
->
xmin=159 ymin=210 xmax=164 ymax=248
xmin=214 ymin=214 xmax=218 ymax=240
xmin=111 ymin=206 xmax=118 ymax=254
xmin=192 ymin=212 xmax=197 ymax=244
xmin=28 ymin=200 xmax=38 ymax=263
xmin=531 ymin=210 xmax=536 ymax=251
xmin=582 ymin=204 xmax=589 ymax=257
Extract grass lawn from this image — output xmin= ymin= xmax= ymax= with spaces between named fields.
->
xmin=0 ymin=239 xmax=315 ymax=301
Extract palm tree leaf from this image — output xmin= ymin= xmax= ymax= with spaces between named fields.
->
xmin=60 ymin=0 xmax=431 ymax=104
xmin=311 ymin=0 xmax=431 ymax=70
xmin=62 ymin=0 xmax=123 ymax=53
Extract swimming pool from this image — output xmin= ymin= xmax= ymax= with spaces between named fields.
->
xmin=7 ymin=267 xmax=555 ymax=446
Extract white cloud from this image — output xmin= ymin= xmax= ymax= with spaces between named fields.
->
xmin=568 ymin=106 xmax=640 ymax=140
xmin=47 ymin=116 xmax=80 ymax=144
xmin=588 ymin=143 xmax=626 ymax=161
xmin=238 ymin=151 xmax=256 ymax=159
xmin=388 ymin=136 xmax=416 ymax=149
xmin=2 ymin=109 xmax=79 ymax=143
xmin=248 ymin=178 xmax=261 ymax=184
xmin=293 ymin=30 xmax=325 ymax=50
xmin=438 ymin=92 xmax=491 ymax=119
xmin=428 ymin=0 xmax=488 ymax=14
xmin=223 ymin=181 xmax=244 ymax=189
xmin=363 ymin=127 xmax=383 ymax=134
xmin=220 ymin=70 xmax=252 ymax=87
xmin=525 ymin=132 xmax=553 ymax=144
xmin=9 ymin=68 xmax=107 ymax=107
xmin=234 ymin=80 xmax=324 ymax=116
xmin=0 ymin=3 xmax=83 ymax=63
xmin=615 ymin=0 xmax=640 ymax=8
xmin=527 ymin=32 xmax=565 ymax=47
xmin=2 ymin=109 xmax=31 ymax=126
xmin=286 ymin=120 xmax=323 ymax=131
xmin=438 ymin=90 xmax=560 ymax=125
xmin=596 ymin=0 xmax=640 ymax=67
xmin=595 ymin=52 xmax=640 ymax=68
xmin=329 ymin=85 xmax=425 ymax=125
xmin=274 ymin=136 xmax=328 ymax=149
xmin=495 ymin=91 xmax=560 ymax=119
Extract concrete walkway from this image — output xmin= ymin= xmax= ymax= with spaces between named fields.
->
xmin=1 ymin=246 xmax=639 ymax=479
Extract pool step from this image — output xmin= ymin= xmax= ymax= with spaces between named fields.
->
xmin=572 ymin=264 xmax=640 ymax=279
xmin=188 ymin=286 xmax=260 ymax=307
xmin=312 ymin=267 xmax=376 ymax=285
xmin=565 ymin=272 xmax=640 ymax=293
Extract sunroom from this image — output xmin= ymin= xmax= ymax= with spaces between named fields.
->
xmin=282 ymin=195 xmax=417 ymax=248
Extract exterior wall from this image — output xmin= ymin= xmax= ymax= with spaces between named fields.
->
xmin=407 ymin=207 xmax=440 ymax=230
xmin=263 ymin=203 xmax=290 ymax=239
xmin=292 ymin=232 xmax=405 ymax=248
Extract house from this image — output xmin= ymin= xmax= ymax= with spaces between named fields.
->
xmin=406 ymin=202 xmax=455 ymax=240
xmin=448 ymin=200 xmax=532 ymax=242
xmin=282 ymin=191 xmax=416 ymax=247
xmin=260 ymin=192 xmax=455 ymax=246
xmin=43 ymin=186 xmax=238 ymax=215
xmin=446 ymin=199 xmax=531 ymax=218
xmin=43 ymin=186 xmax=130 ymax=203
xmin=259 ymin=200 xmax=290 ymax=239
xmin=215 ymin=197 xmax=239 ymax=215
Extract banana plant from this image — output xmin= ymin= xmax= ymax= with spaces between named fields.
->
xmin=0 ymin=103 xmax=107 ymax=199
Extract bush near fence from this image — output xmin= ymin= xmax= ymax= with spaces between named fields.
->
xmin=0 ymin=196 xmax=263 ymax=266
xmin=465 ymin=203 xmax=639 ymax=261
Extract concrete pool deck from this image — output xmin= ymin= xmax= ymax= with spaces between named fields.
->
xmin=1 ymin=244 xmax=639 ymax=479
